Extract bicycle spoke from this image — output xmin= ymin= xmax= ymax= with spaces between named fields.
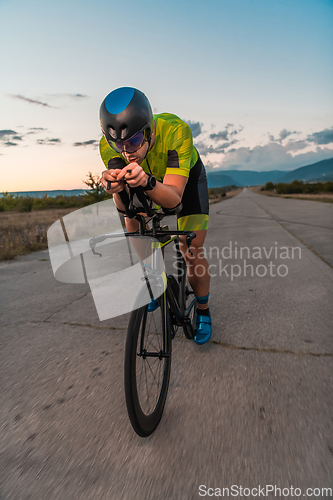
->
xmin=134 ymin=303 xmax=167 ymax=415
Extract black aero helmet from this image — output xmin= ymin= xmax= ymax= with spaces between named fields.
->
xmin=100 ymin=87 xmax=154 ymax=153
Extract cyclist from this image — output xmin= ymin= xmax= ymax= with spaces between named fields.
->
xmin=99 ymin=87 xmax=211 ymax=345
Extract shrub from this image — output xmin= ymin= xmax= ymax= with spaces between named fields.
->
xmin=84 ymin=172 xmax=110 ymax=204
xmin=272 ymin=180 xmax=333 ymax=195
xmin=323 ymin=181 xmax=333 ymax=193
xmin=264 ymin=182 xmax=275 ymax=191
xmin=0 ymin=192 xmax=18 ymax=210
xmin=18 ymin=196 xmax=34 ymax=212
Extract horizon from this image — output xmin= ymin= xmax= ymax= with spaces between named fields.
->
xmin=2 ymin=156 xmax=332 ymax=195
xmin=1 ymin=0 xmax=333 ymax=191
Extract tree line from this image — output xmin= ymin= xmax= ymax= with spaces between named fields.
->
xmin=262 ymin=179 xmax=333 ymax=195
xmin=0 ymin=173 xmax=109 ymax=212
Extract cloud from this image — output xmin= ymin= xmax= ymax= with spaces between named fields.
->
xmin=278 ymin=129 xmax=296 ymax=142
xmin=1 ymin=127 xmax=64 ymax=148
xmin=194 ymin=142 xmax=222 ymax=155
xmin=37 ymin=138 xmax=61 ymax=145
xmin=26 ymin=127 xmax=47 ymax=135
xmin=0 ymin=129 xmax=23 ymax=147
xmin=284 ymin=140 xmax=309 ymax=152
xmin=68 ymin=93 xmax=88 ymax=99
xmin=74 ymin=140 xmax=98 ymax=147
xmin=185 ymin=120 xmax=202 ymax=138
xmin=195 ymin=138 xmax=238 ymax=156
xmin=269 ymin=129 xmax=299 ymax=143
xmin=209 ymin=124 xmax=243 ymax=142
xmin=202 ymin=140 xmax=333 ymax=172
xmin=210 ymin=130 xmax=229 ymax=141
xmin=0 ymin=129 xmax=17 ymax=139
xmin=0 ymin=127 xmax=62 ymax=148
xmin=307 ymin=127 xmax=333 ymax=145
xmin=26 ymin=128 xmax=47 ymax=135
xmin=47 ymin=93 xmax=89 ymax=99
xmin=196 ymin=124 xmax=332 ymax=172
xmin=194 ymin=141 xmax=233 ymax=155
xmin=10 ymin=94 xmax=53 ymax=107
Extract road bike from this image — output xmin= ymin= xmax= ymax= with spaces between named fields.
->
xmin=89 ymin=185 xmax=197 ymax=436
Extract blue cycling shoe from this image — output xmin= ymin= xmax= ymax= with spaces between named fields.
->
xmin=194 ymin=312 xmax=212 ymax=345
xmin=148 ymin=298 xmax=159 ymax=312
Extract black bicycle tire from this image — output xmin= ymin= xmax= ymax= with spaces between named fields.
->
xmin=124 ymin=292 xmax=172 ymax=437
xmin=179 ymin=262 xmax=196 ymax=339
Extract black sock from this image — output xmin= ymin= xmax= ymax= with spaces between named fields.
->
xmin=197 ymin=307 xmax=210 ymax=316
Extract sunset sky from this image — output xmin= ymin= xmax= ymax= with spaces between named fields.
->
xmin=1 ymin=0 xmax=332 ymax=192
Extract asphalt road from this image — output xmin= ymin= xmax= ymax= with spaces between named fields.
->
xmin=1 ymin=188 xmax=332 ymax=499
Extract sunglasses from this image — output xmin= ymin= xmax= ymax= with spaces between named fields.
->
xmin=109 ymin=125 xmax=151 ymax=154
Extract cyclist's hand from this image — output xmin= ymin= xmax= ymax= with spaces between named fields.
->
xmin=100 ymin=169 xmax=125 ymax=194
xmin=117 ymin=163 xmax=147 ymax=188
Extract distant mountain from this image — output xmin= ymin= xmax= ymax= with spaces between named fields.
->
xmin=206 ymin=157 xmax=333 ymax=187
xmin=207 ymin=169 xmax=286 ymax=187
xmin=0 ymin=189 xmax=86 ymax=198
xmin=207 ymin=173 xmax=241 ymax=188
xmin=275 ymin=157 xmax=333 ymax=183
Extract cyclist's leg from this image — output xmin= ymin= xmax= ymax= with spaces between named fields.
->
xmin=177 ymin=154 xmax=210 ymax=307
xmin=124 ymin=215 xmax=139 ymax=232
xmin=178 ymin=229 xmax=210 ymax=304
xmin=177 ymin=156 xmax=212 ymax=344
xmin=124 ymin=214 xmax=160 ymax=311
xmin=124 ymin=214 xmax=153 ymax=261
xmin=178 ymin=228 xmax=212 ymax=344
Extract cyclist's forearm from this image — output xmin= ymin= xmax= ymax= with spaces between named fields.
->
xmin=113 ymin=193 xmax=125 ymax=211
xmin=146 ymin=181 xmax=181 ymax=208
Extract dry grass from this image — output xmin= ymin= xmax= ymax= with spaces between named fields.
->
xmin=0 ymin=208 xmax=78 ymax=261
xmin=249 ymin=187 xmax=333 ymax=203
xmin=1 ymin=189 xmax=243 ymax=261
xmin=209 ymin=188 xmax=242 ymax=204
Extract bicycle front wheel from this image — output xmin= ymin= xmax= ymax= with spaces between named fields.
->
xmin=124 ymin=292 xmax=172 ymax=437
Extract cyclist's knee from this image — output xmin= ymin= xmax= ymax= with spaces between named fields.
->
xmin=183 ymin=246 xmax=207 ymax=267
xmin=125 ymin=218 xmax=139 ymax=232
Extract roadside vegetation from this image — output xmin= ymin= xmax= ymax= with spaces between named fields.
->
xmin=208 ymin=186 xmax=242 ymax=204
xmin=0 ymin=173 xmax=109 ymax=213
xmin=0 ymin=173 xmax=109 ymax=261
xmin=0 ymin=176 xmax=242 ymax=261
xmin=257 ymin=180 xmax=333 ymax=203
xmin=0 ymin=208 xmax=79 ymax=261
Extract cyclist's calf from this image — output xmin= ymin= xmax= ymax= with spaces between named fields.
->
xmin=179 ymin=230 xmax=210 ymax=298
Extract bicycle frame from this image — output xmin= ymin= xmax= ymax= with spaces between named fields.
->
xmin=89 ymin=212 xmax=196 ymax=331
xmin=164 ymin=238 xmax=196 ymax=339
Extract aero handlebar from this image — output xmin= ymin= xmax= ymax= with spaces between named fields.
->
xmin=106 ymin=173 xmax=182 ymax=219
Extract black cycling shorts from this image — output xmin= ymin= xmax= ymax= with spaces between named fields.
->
xmin=177 ymin=155 xmax=209 ymax=231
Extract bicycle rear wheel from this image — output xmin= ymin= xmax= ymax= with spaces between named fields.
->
xmin=124 ymin=291 xmax=171 ymax=437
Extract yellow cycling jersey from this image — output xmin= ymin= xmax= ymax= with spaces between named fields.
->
xmin=99 ymin=113 xmax=199 ymax=180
